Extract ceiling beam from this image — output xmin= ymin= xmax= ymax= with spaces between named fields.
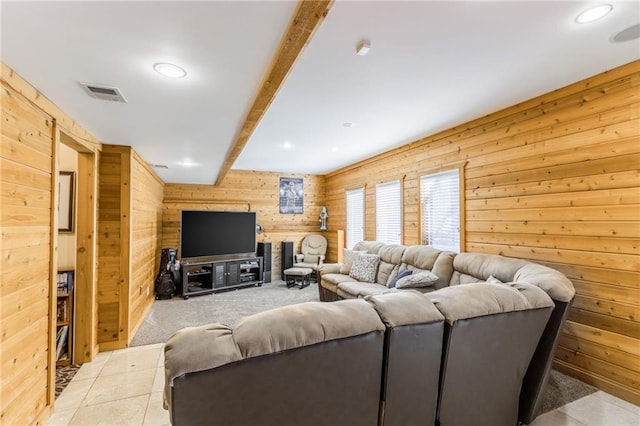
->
xmin=214 ymin=0 xmax=334 ymax=186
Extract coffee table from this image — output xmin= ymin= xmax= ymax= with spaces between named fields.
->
xmin=284 ymin=267 xmax=313 ymax=289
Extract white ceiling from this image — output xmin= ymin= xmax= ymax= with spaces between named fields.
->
xmin=2 ymin=1 xmax=639 ymax=184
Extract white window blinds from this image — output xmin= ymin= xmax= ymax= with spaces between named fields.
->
xmin=346 ymin=188 xmax=364 ymax=249
xmin=420 ymin=169 xmax=460 ymax=252
xmin=376 ymin=181 xmax=402 ymax=245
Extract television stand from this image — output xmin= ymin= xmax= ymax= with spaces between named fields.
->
xmin=181 ymin=256 xmax=263 ymax=299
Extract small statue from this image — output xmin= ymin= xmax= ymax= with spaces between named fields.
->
xmin=319 ymin=206 xmax=328 ymax=230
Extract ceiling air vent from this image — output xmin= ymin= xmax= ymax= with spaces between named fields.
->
xmin=149 ymin=163 xmax=169 ymax=169
xmin=79 ymin=83 xmax=127 ymax=103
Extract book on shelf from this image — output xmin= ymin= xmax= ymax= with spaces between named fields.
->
xmin=56 ymin=299 xmax=68 ymax=323
xmin=56 ymin=325 xmax=69 ymax=361
xmin=57 ymin=271 xmax=74 ymax=295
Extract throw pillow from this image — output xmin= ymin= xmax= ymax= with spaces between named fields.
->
xmin=349 ymin=253 xmax=380 ymax=283
xmin=387 ymin=268 xmax=413 ymax=288
xmin=340 ymin=249 xmax=365 ymax=274
xmin=486 ymin=275 xmax=504 ymax=284
xmin=395 ymin=270 xmax=439 ymax=289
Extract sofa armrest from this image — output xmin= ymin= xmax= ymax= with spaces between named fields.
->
xmin=318 ymin=263 xmax=342 ymax=275
xmin=164 ymin=323 xmax=242 ymax=408
xmin=514 ymin=263 xmax=575 ymax=303
xmin=295 ymin=254 xmax=304 ymax=263
xmin=318 ymin=255 xmax=325 ymax=265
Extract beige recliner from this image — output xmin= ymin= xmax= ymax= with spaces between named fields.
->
xmin=427 ymin=282 xmax=555 ymax=426
xmin=164 ymin=300 xmax=386 ymax=425
xmin=293 ymin=234 xmax=327 ymax=273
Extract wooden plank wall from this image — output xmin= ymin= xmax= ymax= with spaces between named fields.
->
xmin=129 ymin=152 xmax=164 ymax=337
xmin=324 ymin=60 xmax=639 ymax=404
xmin=97 ymin=147 xmax=127 ymax=347
xmin=1 ymin=63 xmax=101 ymax=424
xmin=163 ymin=170 xmax=326 ymax=280
xmin=97 ymin=146 xmax=164 ymax=349
xmin=1 ymin=80 xmax=54 ymax=425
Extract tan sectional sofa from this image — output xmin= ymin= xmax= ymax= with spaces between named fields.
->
xmin=165 ymin=281 xmax=555 ymax=425
xmin=318 ymin=241 xmax=455 ymax=300
xmin=317 ymin=241 xmax=575 ymax=425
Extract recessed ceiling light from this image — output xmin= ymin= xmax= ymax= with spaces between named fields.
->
xmin=575 ymin=4 xmax=613 ymax=24
xmin=154 ymin=63 xmax=187 ymax=78
xmin=331 ymin=147 xmax=340 ymax=152
xmin=177 ymin=159 xmax=200 ymax=167
xmin=282 ymin=142 xmax=293 ymax=149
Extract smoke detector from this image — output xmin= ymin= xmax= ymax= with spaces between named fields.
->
xmin=79 ymin=83 xmax=127 ymax=103
xmin=356 ymin=40 xmax=371 ymax=56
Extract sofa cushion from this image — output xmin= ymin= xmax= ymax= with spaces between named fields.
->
xmin=431 ymin=251 xmax=456 ymax=289
xmin=337 ymin=281 xmax=395 ymax=299
xmin=401 ymin=246 xmax=455 ymax=289
xmin=353 ymin=240 xmax=386 ymax=255
xmin=233 ymin=300 xmax=385 ymax=358
xmin=425 ymin=282 xmax=554 ymax=324
xmin=365 ymin=291 xmax=444 ymax=327
xmin=340 ymin=249 xmax=366 ymax=274
xmin=350 ymin=253 xmax=380 ymax=283
xmin=376 ymin=244 xmax=406 ymax=285
xmin=451 ymin=253 xmax=527 ymax=284
xmin=401 ymin=245 xmax=442 ymax=270
xmin=396 ymin=271 xmax=439 ymax=289
xmin=387 ymin=268 xmax=413 ymax=288
xmin=320 ymin=273 xmax=358 ymax=293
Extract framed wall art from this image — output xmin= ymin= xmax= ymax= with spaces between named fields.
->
xmin=279 ymin=177 xmax=303 ymax=214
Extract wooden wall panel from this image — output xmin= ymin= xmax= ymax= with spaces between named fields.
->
xmin=163 ymin=170 xmax=326 ymax=280
xmin=97 ymin=146 xmax=164 ymax=349
xmin=97 ymin=148 xmax=126 ymax=346
xmin=324 ymin=60 xmax=640 ymax=404
xmin=129 ymin=152 xmax=164 ymax=338
xmin=2 ymin=63 xmax=101 ymax=424
xmin=0 ymin=80 xmax=54 ymax=425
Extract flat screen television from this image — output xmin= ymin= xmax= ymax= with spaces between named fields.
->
xmin=180 ymin=210 xmax=256 ymax=259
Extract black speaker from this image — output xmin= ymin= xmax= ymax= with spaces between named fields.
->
xmin=281 ymin=241 xmax=294 ymax=278
xmin=257 ymin=242 xmax=272 ymax=283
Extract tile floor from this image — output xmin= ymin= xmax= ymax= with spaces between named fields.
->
xmin=46 ymin=343 xmax=640 ymax=426
xmin=46 ymin=344 xmax=168 ymax=426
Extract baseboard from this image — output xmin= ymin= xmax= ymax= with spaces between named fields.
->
xmin=553 ymin=359 xmax=640 ymax=406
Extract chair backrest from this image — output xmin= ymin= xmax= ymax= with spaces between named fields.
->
xmin=166 ymin=299 xmax=385 ymax=426
xmin=300 ymin=234 xmax=328 ymax=263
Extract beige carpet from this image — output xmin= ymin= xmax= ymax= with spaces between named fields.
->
xmin=130 ymin=280 xmax=318 ymax=346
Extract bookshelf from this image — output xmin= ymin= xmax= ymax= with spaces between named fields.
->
xmin=56 ymin=270 xmax=74 ymax=366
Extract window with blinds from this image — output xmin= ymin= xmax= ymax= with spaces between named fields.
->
xmin=346 ymin=188 xmax=364 ymax=249
xmin=420 ymin=169 xmax=460 ymax=252
xmin=376 ymin=181 xmax=402 ymax=245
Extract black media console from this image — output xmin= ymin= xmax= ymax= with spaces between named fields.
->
xmin=181 ymin=256 xmax=263 ymax=299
